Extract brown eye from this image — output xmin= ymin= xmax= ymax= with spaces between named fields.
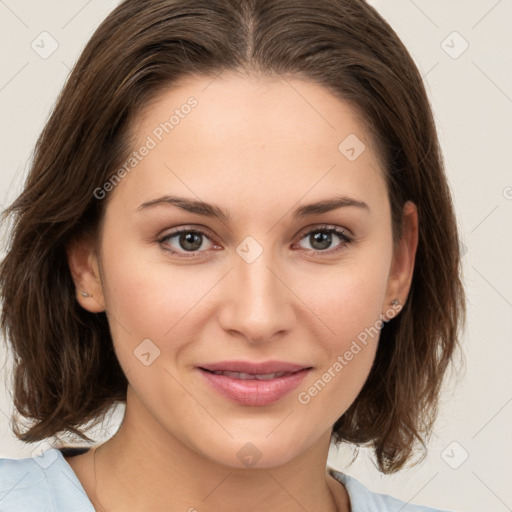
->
xmin=159 ymin=228 xmax=214 ymax=255
xmin=177 ymin=232 xmax=204 ymax=251
xmin=295 ymin=226 xmax=353 ymax=254
xmin=308 ymin=231 xmax=333 ymax=251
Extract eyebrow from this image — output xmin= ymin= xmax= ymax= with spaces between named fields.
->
xmin=137 ymin=194 xmax=369 ymax=221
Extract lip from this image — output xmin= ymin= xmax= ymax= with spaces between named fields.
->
xmin=199 ymin=360 xmax=308 ymax=374
xmin=197 ymin=360 xmax=312 ymax=406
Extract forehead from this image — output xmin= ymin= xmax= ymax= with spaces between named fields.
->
xmin=110 ymin=71 xmax=388 ymax=218
xmin=135 ymin=71 xmax=380 ymax=157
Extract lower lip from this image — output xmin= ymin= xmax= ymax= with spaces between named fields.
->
xmin=198 ymin=368 xmax=311 ymax=406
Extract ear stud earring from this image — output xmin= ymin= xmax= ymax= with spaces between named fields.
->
xmin=81 ymin=291 xmax=92 ymax=298
xmin=382 ymin=298 xmax=402 ymax=323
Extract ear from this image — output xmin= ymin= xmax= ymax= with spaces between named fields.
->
xmin=382 ymin=201 xmax=418 ymax=318
xmin=66 ymin=234 xmax=106 ymax=313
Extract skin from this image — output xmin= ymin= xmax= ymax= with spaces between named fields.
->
xmin=66 ymin=71 xmax=418 ymax=512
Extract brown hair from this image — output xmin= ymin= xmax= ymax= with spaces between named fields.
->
xmin=0 ymin=0 xmax=465 ymax=473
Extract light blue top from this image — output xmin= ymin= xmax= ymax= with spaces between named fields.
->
xmin=0 ymin=448 xmax=452 ymax=511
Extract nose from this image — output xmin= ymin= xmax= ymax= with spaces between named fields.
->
xmin=216 ymin=245 xmax=296 ymax=344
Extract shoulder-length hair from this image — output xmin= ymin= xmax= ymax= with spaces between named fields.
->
xmin=0 ymin=0 xmax=465 ymax=473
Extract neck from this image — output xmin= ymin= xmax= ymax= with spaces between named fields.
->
xmin=84 ymin=387 xmax=349 ymax=512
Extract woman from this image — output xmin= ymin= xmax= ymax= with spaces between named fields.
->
xmin=0 ymin=0 xmax=465 ymax=510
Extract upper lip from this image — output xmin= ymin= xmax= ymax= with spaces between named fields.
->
xmin=199 ymin=360 xmax=311 ymax=374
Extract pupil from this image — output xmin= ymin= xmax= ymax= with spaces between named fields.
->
xmin=311 ymin=232 xmax=331 ymax=250
xmin=180 ymin=232 xmax=202 ymax=251
xmin=177 ymin=231 xmax=333 ymax=252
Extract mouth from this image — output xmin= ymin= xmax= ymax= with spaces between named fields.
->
xmin=197 ymin=361 xmax=312 ymax=406
xmin=202 ymin=369 xmax=294 ymax=380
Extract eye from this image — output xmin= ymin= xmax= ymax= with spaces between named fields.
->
xmin=293 ymin=224 xmax=353 ymax=254
xmin=158 ymin=227 xmax=217 ymax=257
xmin=158 ymin=224 xmax=353 ymax=258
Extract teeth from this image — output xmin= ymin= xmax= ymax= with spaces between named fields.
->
xmin=211 ymin=370 xmax=287 ymax=380
xmin=254 ymin=372 xmax=284 ymax=380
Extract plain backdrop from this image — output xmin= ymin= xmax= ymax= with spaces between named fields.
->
xmin=1 ymin=1 xmax=511 ymax=511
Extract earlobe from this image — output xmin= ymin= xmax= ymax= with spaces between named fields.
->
xmin=382 ymin=201 xmax=419 ymax=317
xmin=66 ymin=235 xmax=106 ymax=313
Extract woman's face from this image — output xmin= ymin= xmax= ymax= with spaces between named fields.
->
xmin=74 ymin=72 xmax=417 ymax=468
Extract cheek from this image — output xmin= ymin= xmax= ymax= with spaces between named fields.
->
xmin=292 ymin=246 xmax=392 ymax=415
xmin=294 ymin=273 xmax=384 ymax=426
xmin=97 ymin=226 xmax=215 ymax=362
xmin=294 ymin=251 xmax=392 ymax=345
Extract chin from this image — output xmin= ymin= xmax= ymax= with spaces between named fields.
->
xmin=198 ymin=430 xmax=314 ymax=470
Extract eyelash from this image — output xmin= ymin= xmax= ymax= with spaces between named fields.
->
xmin=157 ymin=224 xmax=354 ymax=258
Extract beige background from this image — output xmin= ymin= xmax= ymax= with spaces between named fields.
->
xmin=1 ymin=1 xmax=511 ymax=511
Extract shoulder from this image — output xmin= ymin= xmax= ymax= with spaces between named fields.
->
xmin=0 ymin=451 xmax=51 ymax=511
xmin=0 ymin=448 xmax=94 ymax=511
xmin=329 ymin=468 xmax=455 ymax=512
